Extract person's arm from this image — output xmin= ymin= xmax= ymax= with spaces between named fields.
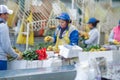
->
xmin=108 ymin=30 xmax=114 ymax=43
xmin=85 ymin=30 xmax=98 ymax=45
xmin=1 ymin=25 xmax=18 ymax=58
xmin=69 ymin=30 xmax=79 ymax=45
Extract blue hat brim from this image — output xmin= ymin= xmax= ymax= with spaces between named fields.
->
xmin=55 ymin=17 xmax=60 ymax=19
xmin=56 ymin=16 xmax=68 ymax=21
xmin=87 ymin=22 xmax=93 ymax=24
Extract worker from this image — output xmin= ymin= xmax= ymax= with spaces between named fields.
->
xmin=0 ymin=5 xmax=21 ymax=70
xmin=109 ymin=20 xmax=120 ymax=45
xmin=82 ymin=17 xmax=100 ymax=47
xmin=44 ymin=12 xmax=79 ymax=52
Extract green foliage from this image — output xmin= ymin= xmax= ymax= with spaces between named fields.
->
xmin=44 ymin=28 xmax=55 ymax=36
xmin=34 ymin=42 xmax=54 ymax=50
xmin=83 ymin=45 xmax=101 ymax=52
xmin=78 ymin=37 xmax=87 ymax=48
xmin=22 ymin=49 xmax=38 ymax=60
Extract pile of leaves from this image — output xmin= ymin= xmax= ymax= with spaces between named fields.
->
xmin=23 ymin=49 xmax=37 ymax=60
xmin=83 ymin=45 xmax=101 ymax=52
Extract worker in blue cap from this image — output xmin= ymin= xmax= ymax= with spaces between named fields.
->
xmin=83 ymin=17 xmax=100 ymax=47
xmin=44 ymin=12 xmax=79 ymax=52
xmin=109 ymin=20 xmax=120 ymax=45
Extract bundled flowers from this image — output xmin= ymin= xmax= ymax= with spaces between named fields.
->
xmin=35 ymin=48 xmax=47 ymax=60
xmin=22 ymin=42 xmax=52 ymax=60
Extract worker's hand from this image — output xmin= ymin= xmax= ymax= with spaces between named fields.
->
xmin=16 ymin=54 xmax=22 ymax=60
xmin=79 ymin=32 xmax=89 ymax=39
xmin=79 ymin=32 xmax=88 ymax=37
xmin=44 ymin=36 xmax=53 ymax=42
xmin=53 ymin=46 xmax=59 ymax=53
xmin=113 ymin=40 xmax=120 ymax=45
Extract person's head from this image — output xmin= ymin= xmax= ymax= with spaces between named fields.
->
xmin=0 ymin=5 xmax=13 ymax=21
xmin=56 ymin=12 xmax=71 ymax=28
xmin=87 ymin=17 xmax=100 ymax=29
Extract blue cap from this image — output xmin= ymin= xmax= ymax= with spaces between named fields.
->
xmin=56 ymin=12 xmax=70 ymax=21
xmin=87 ymin=17 xmax=97 ymax=24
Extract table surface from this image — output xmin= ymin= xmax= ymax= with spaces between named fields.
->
xmin=0 ymin=65 xmax=75 ymax=78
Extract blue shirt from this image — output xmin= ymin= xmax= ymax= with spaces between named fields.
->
xmin=53 ymin=25 xmax=79 ymax=45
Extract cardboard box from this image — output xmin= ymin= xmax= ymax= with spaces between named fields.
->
xmin=8 ymin=60 xmax=27 ymax=70
xmin=42 ymin=58 xmax=62 ymax=67
xmin=79 ymin=51 xmax=114 ymax=62
xmin=8 ymin=60 xmax=43 ymax=70
xmin=59 ymin=45 xmax=82 ymax=58
xmin=8 ymin=58 xmax=62 ymax=70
